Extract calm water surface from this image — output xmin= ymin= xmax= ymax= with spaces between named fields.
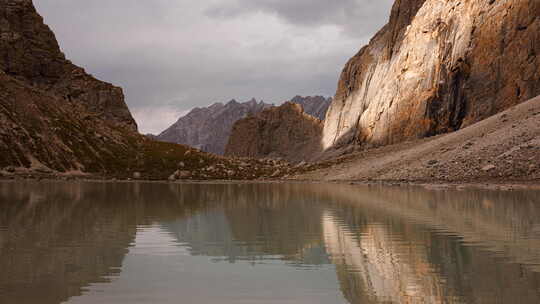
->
xmin=1 ymin=181 xmax=540 ymax=303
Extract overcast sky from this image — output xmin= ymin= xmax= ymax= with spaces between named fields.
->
xmin=34 ymin=0 xmax=393 ymax=134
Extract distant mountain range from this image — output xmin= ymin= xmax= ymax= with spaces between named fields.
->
xmin=290 ymin=96 xmax=332 ymax=120
xmin=157 ymin=96 xmax=331 ymax=155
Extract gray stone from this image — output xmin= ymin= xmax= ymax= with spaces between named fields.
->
xmin=178 ymin=170 xmax=191 ymax=179
xmin=482 ymin=165 xmax=496 ymax=172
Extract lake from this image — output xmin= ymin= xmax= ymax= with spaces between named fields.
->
xmin=1 ymin=181 xmax=540 ymax=303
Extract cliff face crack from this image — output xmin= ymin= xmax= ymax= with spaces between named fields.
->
xmin=322 ymin=0 xmax=539 ymax=151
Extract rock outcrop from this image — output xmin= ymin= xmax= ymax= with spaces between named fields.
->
xmin=158 ymin=99 xmax=272 ymax=154
xmin=0 ymin=67 xmax=138 ymax=172
xmin=298 ymin=95 xmax=540 ymax=183
xmin=1 ymin=0 xmax=298 ymax=180
xmin=225 ymin=102 xmax=323 ymax=162
xmin=0 ymin=0 xmax=137 ymax=131
xmin=322 ymin=0 xmax=540 ymax=150
xmin=0 ymin=0 xmax=142 ymax=174
xmin=157 ymin=96 xmax=331 ymax=155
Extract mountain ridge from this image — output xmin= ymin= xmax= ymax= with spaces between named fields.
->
xmin=157 ymin=96 xmax=331 ymax=155
xmin=157 ymin=98 xmax=273 ymax=154
xmin=0 ymin=0 xmax=298 ymax=180
xmin=225 ymin=102 xmax=324 ymax=162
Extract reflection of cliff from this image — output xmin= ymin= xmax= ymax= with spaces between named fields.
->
xmin=156 ymin=183 xmax=540 ymax=304
xmin=2 ymin=182 xmax=540 ymax=304
xmin=0 ymin=182 xmax=136 ymax=304
xmin=162 ymin=183 xmax=329 ymax=265
xmin=322 ymin=211 xmax=449 ymax=304
xmin=0 ymin=182 xmax=219 ymax=304
xmin=315 ymin=185 xmax=540 ymax=272
xmin=314 ymin=184 xmax=540 ymax=304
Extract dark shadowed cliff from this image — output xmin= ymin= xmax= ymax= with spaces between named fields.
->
xmin=0 ymin=0 xmax=142 ymax=173
xmin=0 ymin=0 xmax=299 ymax=180
xmin=225 ymin=102 xmax=323 ymax=163
xmin=0 ymin=0 xmax=137 ymax=130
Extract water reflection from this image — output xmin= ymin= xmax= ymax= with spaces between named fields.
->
xmin=1 ymin=181 xmax=540 ymax=303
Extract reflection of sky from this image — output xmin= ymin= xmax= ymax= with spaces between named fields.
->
xmin=5 ymin=182 xmax=540 ymax=304
xmin=66 ymin=225 xmax=345 ymax=304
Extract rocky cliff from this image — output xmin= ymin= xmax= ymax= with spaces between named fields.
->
xmin=0 ymin=0 xmax=298 ymax=180
xmin=225 ymin=102 xmax=323 ymax=162
xmin=322 ymin=0 xmax=540 ymax=150
xmin=0 ymin=0 xmax=142 ymax=173
xmin=158 ymin=99 xmax=272 ymax=154
xmin=158 ymin=96 xmax=331 ymax=155
xmin=290 ymin=95 xmax=332 ymax=120
xmin=0 ymin=0 xmax=137 ymax=131
xmin=0 ymin=67 xmax=136 ymax=173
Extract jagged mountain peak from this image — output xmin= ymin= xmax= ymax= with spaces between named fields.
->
xmin=157 ymin=98 xmax=273 ymax=154
xmin=157 ymin=96 xmax=332 ymax=155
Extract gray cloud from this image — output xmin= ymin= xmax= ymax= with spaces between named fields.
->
xmin=34 ymin=0 xmax=393 ymax=134
xmin=206 ymin=0 xmax=394 ymax=37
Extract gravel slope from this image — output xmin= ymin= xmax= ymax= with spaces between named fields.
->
xmin=297 ymin=95 xmax=540 ymax=183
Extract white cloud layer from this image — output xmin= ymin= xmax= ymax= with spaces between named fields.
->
xmin=34 ymin=0 xmax=393 ymax=134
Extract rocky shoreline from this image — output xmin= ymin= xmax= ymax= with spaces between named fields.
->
xmin=1 ymin=174 xmax=539 ymax=193
xmin=298 ymin=96 xmax=540 ymax=184
xmin=2 ymin=95 xmax=539 ymax=188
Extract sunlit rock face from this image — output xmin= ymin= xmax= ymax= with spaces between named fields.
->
xmin=323 ymin=0 xmax=540 ymax=149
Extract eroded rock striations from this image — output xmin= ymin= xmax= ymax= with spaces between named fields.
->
xmin=0 ymin=0 xmax=144 ymax=173
xmin=323 ymin=0 xmax=540 ymax=150
xmin=158 ymin=99 xmax=272 ymax=154
xmin=225 ymin=102 xmax=324 ymax=162
xmin=0 ymin=0 xmax=137 ymax=130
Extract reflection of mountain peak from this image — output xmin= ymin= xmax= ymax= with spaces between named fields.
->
xmin=3 ymin=182 xmax=540 ymax=304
